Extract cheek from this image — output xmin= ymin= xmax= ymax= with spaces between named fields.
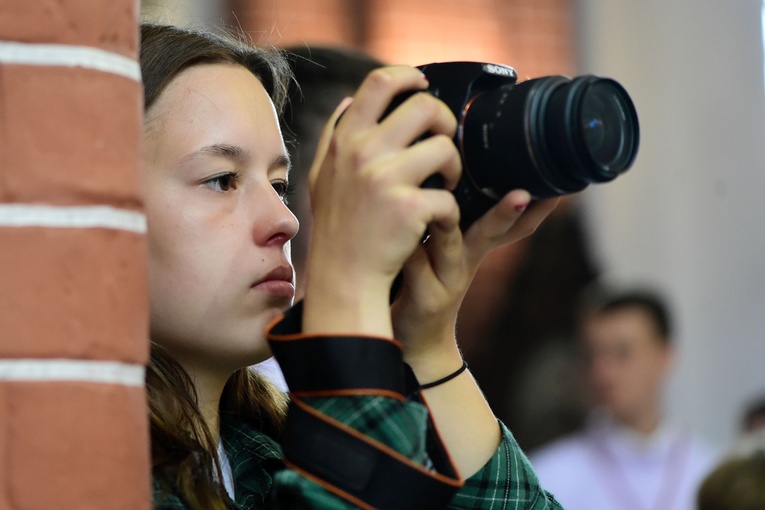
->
xmin=145 ymin=189 xmax=227 ymax=295
xmin=146 ymin=218 xmax=227 ymax=336
xmin=616 ymin=358 xmax=659 ymax=400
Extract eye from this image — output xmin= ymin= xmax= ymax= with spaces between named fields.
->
xmin=203 ymin=171 xmax=240 ymax=192
xmin=272 ymin=179 xmax=297 ymax=202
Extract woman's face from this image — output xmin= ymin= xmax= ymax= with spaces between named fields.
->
xmin=143 ymin=63 xmax=298 ymax=372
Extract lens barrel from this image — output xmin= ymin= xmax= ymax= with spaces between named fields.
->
xmin=461 ymin=75 xmax=639 ymax=199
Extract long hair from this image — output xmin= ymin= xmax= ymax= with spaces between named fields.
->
xmin=140 ymin=23 xmax=291 ymax=509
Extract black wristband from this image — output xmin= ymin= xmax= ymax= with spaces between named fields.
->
xmin=418 ymin=360 xmax=468 ymax=390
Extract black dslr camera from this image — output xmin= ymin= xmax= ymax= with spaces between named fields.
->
xmin=398 ymin=62 xmax=640 ymax=229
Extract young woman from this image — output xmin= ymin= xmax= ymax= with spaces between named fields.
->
xmin=141 ymin=23 xmax=562 ymax=509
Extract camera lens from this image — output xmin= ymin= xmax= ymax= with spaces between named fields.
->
xmin=572 ymin=78 xmax=637 ymax=177
xmin=460 ymin=74 xmax=639 ymax=200
xmin=582 ymin=89 xmax=620 ymax=169
xmin=541 ymin=76 xmax=638 ymax=189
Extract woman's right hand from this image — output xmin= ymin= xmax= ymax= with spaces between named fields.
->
xmin=301 ymin=66 xmax=463 ymax=337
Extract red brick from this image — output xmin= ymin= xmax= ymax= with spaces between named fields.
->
xmin=0 ymin=383 xmax=7 ymax=508
xmin=233 ymin=0 xmax=353 ymax=46
xmin=0 ymin=65 xmax=143 ymax=208
xmin=0 ymin=227 xmax=148 ymax=364
xmin=6 ymin=381 xmax=150 ymax=509
xmin=0 ymin=0 xmax=138 ymax=58
xmin=233 ymin=0 xmax=574 ymax=78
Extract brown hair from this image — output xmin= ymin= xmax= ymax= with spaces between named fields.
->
xmin=140 ymin=23 xmax=291 ymax=509
xmin=141 ymin=23 xmax=291 ymax=113
xmin=697 ymin=451 xmax=765 ymax=510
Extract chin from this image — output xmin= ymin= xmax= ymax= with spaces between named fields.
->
xmin=260 ymin=304 xmax=290 ymax=326
xmin=265 ymin=295 xmax=295 ymax=311
xmin=221 ymin=343 xmax=273 ymax=372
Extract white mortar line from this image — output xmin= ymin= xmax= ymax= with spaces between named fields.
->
xmin=0 ymin=204 xmax=146 ymax=234
xmin=0 ymin=359 xmax=145 ymax=387
xmin=0 ymin=41 xmax=140 ymax=81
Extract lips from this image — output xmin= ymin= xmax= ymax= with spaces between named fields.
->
xmin=254 ymin=266 xmax=294 ymax=286
xmin=251 ymin=265 xmax=295 ymax=298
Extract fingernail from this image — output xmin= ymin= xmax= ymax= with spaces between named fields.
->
xmin=515 ymin=204 xmax=528 ymax=213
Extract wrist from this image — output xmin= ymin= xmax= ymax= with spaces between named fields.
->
xmin=418 ymin=360 xmax=468 ymax=390
xmin=303 ymin=261 xmax=394 ymax=337
xmin=404 ymin=342 xmax=464 ymax=386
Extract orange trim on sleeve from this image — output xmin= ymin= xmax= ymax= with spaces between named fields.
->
xmin=264 ymin=312 xmax=286 ymax=335
xmin=269 ymin=330 xmax=404 ymax=350
xmin=290 ymin=388 xmax=406 ymax=401
xmin=265 ymin=310 xmax=404 ymax=350
xmin=291 ymin=397 xmax=463 ymax=488
xmin=416 ymin=391 xmax=464 ymax=482
xmin=284 ymin=460 xmax=377 ymax=510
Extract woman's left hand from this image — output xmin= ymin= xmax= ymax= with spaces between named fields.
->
xmin=391 ymin=189 xmax=560 ymax=378
xmin=391 ymin=188 xmax=559 ymax=477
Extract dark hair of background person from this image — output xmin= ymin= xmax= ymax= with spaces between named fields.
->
xmin=595 ymin=289 xmax=673 ymax=344
xmin=743 ymin=396 xmax=765 ymax=433
xmin=280 ymin=45 xmax=384 ymax=291
xmin=140 ymin=23 xmax=291 ymax=510
xmin=696 ymin=451 xmax=765 ymax=510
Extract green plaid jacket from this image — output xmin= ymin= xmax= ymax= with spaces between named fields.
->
xmin=155 ymin=302 xmax=562 ymax=508
xmin=153 ymin=393 xmax=562 ymax=509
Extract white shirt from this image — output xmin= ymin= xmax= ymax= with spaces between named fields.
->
xmin=529 ymin=414 xmax=719 ymax=510
xmin=217 ymin=439 xmax=236 ymax=501
xmin=253 ymin=356 xmax=289 ymax=392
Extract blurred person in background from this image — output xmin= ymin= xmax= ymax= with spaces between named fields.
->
xmin=530 ymin=288 xmax=718 ymax=510
xmin=711 ymin=394 xmax=765 ymax=464
xmin=696 ymin=426 xmax=765 ymax=510
xmin=741 ymin=395 xmax=765 ymax=434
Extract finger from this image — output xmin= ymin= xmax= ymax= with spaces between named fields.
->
xmin=422 ymin=219 xmax=464 ymax=288
xmin=466 ymin=189 xmax=532 ymax=241
xmin=399 ymin=242 xmax=430 ymax=289
xmin=510 ymin=197 xmax=560 ymax=239
xmin=462 ymin=191 xmax=559 ymax=268
xmin=339 ymin=66 xmax=429 ymax=129
xmin=407 ymin=187 xmax=461 ymax=234
xmin=308 ymin=96 xmax=354 ymax=191
xmin=372 ymin=134 xmax=462 ymax=191
xmin=375 ymin=92 xmax=457 ymax=148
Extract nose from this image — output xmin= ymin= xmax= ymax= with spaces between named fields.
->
xmin=252 ymin=187 xmax=300 ymax=247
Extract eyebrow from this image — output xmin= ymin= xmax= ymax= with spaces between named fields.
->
xmin=270 ymin=153 xmax=292 ymax=174
xmin=183 ymin=143 xmax=248 ymax=163
xmin=182 ymin=143 xmax=292 ymax=173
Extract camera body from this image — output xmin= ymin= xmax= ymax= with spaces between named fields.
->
xmin=408 ymin=62 xmax=640 ymax=229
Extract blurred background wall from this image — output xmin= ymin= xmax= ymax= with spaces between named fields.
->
xmin=141 ymin=0 xmax=765 ymax=448
xmin=576 ymin=0 xmax=765 ymax=448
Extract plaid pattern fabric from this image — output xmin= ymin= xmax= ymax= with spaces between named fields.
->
xmin=151 ymin=423 xmax=284 ymax=510
xmin=448 ymin=423 xmax=563 ymax=510
xmin=153 ymin=395 xmax=562 ymax=509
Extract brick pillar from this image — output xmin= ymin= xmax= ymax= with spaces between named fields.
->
xmin=0 ymin=2 xmax=150 ymax=509
xmin=228 ymin=0 xmax=363 ymax=46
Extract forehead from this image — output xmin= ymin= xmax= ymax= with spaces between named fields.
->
xmin=152 ymin=61 xmax=270 ymax=112
xmin=145 ymin=62 xmax=284 ymax=158
xmin=584 ymin=307 xmax=665 ymax=348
